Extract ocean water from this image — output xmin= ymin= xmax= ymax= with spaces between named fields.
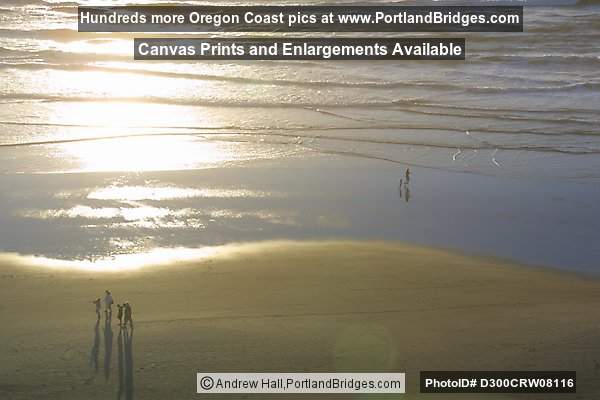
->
xmin=0 ymin=0 xmax=599 ymax=270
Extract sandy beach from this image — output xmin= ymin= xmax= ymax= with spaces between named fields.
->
xmin=1 ymin=240 xmax=599 ymax=399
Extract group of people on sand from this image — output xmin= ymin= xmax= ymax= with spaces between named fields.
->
xmin=92 ymin=290 xmax=134 ymax=328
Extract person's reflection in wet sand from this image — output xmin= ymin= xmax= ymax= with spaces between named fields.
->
xmin=124 ymin=326 xmax=134 ymax=400
xmin=90 ymin=319 xmax=100 ymax=373
xmin=104 ymin=310 xmax=113 ymax=381
xmin=398 ymin=178 xmax=403 ymax=200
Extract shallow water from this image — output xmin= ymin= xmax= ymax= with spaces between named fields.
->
xmin=0 ymin=0 xmax=599 ymax=271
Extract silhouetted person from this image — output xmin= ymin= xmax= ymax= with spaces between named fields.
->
xmin=104 ymin=290 xmax=114 ymax=315
xmin=92 ymin=298 xmax=101 ymax=320
xmin=117 ymin=304 xmax=124 ymax=326
xmin=405 ymin=168 xmax=411 ymax=184
xmin=124 ymin=302 xmax=133 ymax=329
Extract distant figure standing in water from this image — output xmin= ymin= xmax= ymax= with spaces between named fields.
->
xmin=399 ymin=168 xmax=412 ymax=203
xmin=117 ymin=304 xmax=124 ymax=326
xmin=92 ymin=298 xmax=101 ymax=320
xmin=124 ymin=302 xmax=133 ymax=329
xmin=104 ymin=290 xmax=114 ymax=314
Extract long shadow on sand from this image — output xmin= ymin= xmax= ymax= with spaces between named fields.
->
xmin=90 ymin=319 xmax=100 ymax=373
xmin=117 ymin=326 xmax=134 ymax=400
xmin=104 ymin=312 xmax=113 ymax=381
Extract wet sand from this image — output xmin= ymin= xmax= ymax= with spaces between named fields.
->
xmin=1 ymin=240 xmax=599 ymax=399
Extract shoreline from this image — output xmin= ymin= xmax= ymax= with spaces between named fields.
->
xmin=2 ymin=157 xmax=599 ymax=273
xmin=2 ymin=240 xmax=600 ymax=399
xmin=0 ymin=238 xmax=597 ymax=279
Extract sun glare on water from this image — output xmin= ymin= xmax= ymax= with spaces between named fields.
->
xmin=60 ymin=136 xmax=236 ymax=172
xmin=40 ymin=69 xmax=244 ymax=173
xmin=3 ymin=48 xmax=297 ymax=270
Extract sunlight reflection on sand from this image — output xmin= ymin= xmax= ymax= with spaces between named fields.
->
xmin=20 ymin=205 xmax=297 ymax=229
xmin=87 ymin=185 xmax=277 ymax=201
xmin=0 ymin=241 xmax=327 ymax=272
xmin=0 ymin=247 xmax=223 ymax=272
xmin=19 ymin=183 xmax=292 ymax=229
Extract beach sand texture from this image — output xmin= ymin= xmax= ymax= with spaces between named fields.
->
xmin=1 ymin=241 xmax=599 ymax=399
